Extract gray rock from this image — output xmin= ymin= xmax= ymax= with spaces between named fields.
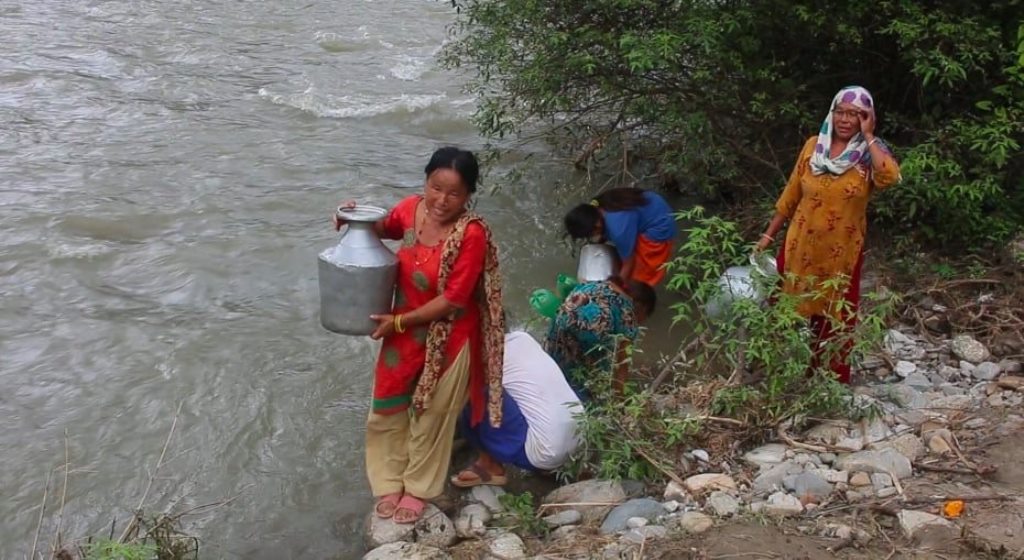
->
xmin=544 ymin=480 xmax=625 ymax=524
xmin=363 ymin=542 xmax=451 ymax=560
xmin=999 ymin=359 xmax=1022 ymax=374
xmin=542 ymin=509 xmax=581 ymax=528
xmin=964 ymin=417 xmax=989 ymax=429
xmin=415 ymin=505 xmax=457 ymax=548
xmin=930 ymin=394 xmax=973 ymax=411
xmin=872 ymin=433 xmax=925 ymax=463
xmin=904 ymin=372 xmax=933 ymax=389
xmin=895 ymin=360 xmax=918 ymax=377
xmin=455 ymin=504 xmax=492 ymax=538
xmin=938 ymin=365 xmax=961 ymax=379
xmin=548 ymin=525 xmax=580 ymax=542
xmin=601 ymin=542 xmax=633 ymax=560
xmin=887 ymin=384 xmax=929 ymax=410
xmin=675 ymin=511 xmax=714 ymax=534
xmin=790 ymin=452 xmax=822 ymax=466
xmin=752 ymin=460 xmax=804 ymax=493
xmin=939 ymin=383 xmax=966 ymax=396
xmin=487 ymin=532 xmax=527 ymax=559
xmin=835 ymin=449 xmax=913 ymax=480
xmin=783 ymin=472 xmax=833 ymax=503
xmin=952 ymin=335 xmax=990 ymax=363
xmin=621 ymin=525 xmax=667 ymax=544
xmin=706 ymin=491 xmax=740 ymax=517
xmin=877 ymin=487 xmax=899 ymax=498
xmin=661 ymin=500 xmax=680 ymax=513
xmin=973 ymin=361 xmax=1002 ymax=381
xmin=600 ymin=498 xmax=664 ymax=534
xmin=471 ymin=485 xmax=507 ymax=513
xmin=871 ymin=473 xmax=893 ymax=489
xmin=662 ymin=481 xmax=690 ymax=502
xmin=804 ymin=423 xmax=850 ymax=445
xmin=898 ymin=510 xmax=960 ymax=548
xmin=683 ymin=473 xmax=737 ymax=494
xmin=365 ymin=513 xmax=416 ymax=549
xmin=807 ymin=468 xmax=848 ymax=484
xmin=765 ymin=492 xmax=804 ymax=517
xmin=743 ymin=444 xmax=788 ymax=468
xmin=885 ymin=328 xmax=914 ymax=349
xmin=626 ymin=517 xmax=648 ymax=529
xmin=819 ymin=452 xmax=837 ymax=464
xmin=691 ymin=449 xmax=711 ymax=463
xmin=852 ymin=418 xmax=893 ymax=444
xmin=960 ymin=360 xmax=977 ymax=376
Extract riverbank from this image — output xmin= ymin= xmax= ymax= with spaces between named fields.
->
xmin=360 ymin=255 xmax=1024 ymax=559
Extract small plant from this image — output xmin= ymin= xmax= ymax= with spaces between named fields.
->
xmin=496 ymin=491 xmax=549 ymax=537
xmin=84 ymin=539 xmax=156 ymax=560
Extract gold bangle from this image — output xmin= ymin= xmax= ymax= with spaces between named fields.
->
xmin=394 ymin=314 xmax=406 ymax=334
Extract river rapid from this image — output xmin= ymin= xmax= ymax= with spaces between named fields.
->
xmin=0 ymin=1 xmax=685 ymax=557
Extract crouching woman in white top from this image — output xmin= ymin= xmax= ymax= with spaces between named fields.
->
xmin=451 ymin=330 xmax=583 ymax=486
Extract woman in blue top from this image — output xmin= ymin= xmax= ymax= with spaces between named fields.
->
xmin=564 ymin=188 xmax=678 ymax=286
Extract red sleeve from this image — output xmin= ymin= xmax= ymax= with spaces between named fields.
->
xmin=443 ymin=222 xmax=487 ymax=307
xmin=379 ymin=195 xmax=420 ymax=240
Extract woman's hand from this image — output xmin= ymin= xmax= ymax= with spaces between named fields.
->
xmin=332 ymin=200 xmax=358 ymax=231
xmin=369 ymin=314 xmax=395 ymax=340
xmin=858 ymin=110 xmax=876 ymax=141
xmin=754 ymin=233 xmax=774 ymax=252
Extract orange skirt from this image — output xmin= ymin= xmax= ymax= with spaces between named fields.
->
xmin=631 ymin=234 xmax=673 ymax=286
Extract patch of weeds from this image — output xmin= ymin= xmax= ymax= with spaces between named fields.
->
xmin=84 ymin=539 xmax=157 ymax=560
xmin=496 ymin=491 xmax=549 ymax=538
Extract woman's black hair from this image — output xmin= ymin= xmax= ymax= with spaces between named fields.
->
xmin=424 ymin=146 xmax=479 ymax=194
xmin=610 ymin=276 xmax=657 ymax=318
xmin=563 ymin=188 xmax=649 ymax=239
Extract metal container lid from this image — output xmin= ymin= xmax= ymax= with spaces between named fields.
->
xmin=336 ymin=204 xmax=387 ymax=223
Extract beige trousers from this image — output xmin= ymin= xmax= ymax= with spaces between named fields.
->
xmin=365 ymin=343 xmax=470 ymax=499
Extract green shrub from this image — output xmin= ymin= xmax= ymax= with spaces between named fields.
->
xmin=560 ymin=208 xmax=892 ymax=481
xmin=444 ymin=0 xmax=1024 ymax=249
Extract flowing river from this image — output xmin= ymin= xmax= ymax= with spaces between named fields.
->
xmin=0 ymin=1 xmax=685 ymax=557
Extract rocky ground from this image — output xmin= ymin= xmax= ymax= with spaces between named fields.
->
xmin=359 ymin=325 xmax=1024 ymax=560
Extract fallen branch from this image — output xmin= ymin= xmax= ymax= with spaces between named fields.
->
xmin=537 ymin=501 xmax=624 ymax=510
xmin=914 ymin=461 xmax=997 ymax=476
xmin=648 ymin=335 xmax=701 ymax=393
xmin=634 ymin=445 xmax=687 ymax=487
xmin=777 ymin=424 xmax=858 ymax=454
xmin=901 ymin=494 xmax=1015 ymax=507
xmin=50 ymin=429 xmax=70 ymax=559
xmin=30 ymin=469 xmax=53 ymax=560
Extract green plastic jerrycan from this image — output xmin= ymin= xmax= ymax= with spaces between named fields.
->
xmin=529 ymin=288 xmax=562 ymax=319
xmin=556 ymin=274 xmax=578 ymax=300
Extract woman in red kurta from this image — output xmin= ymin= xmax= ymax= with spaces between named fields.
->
xmin=333 ymin=147 xmax=505 ymax=524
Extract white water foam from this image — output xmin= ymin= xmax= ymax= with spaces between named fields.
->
xmin=258 ymin=86 xmax=447 ymax=119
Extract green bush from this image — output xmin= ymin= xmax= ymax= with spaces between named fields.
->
xmin=444 ymin=0 xmax=1024 ymax=249
xmin=560 ymin=208 xmax=891 ymax=481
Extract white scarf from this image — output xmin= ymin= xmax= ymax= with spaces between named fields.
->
xmin=809 ymin=86 xmax=875 ymax=176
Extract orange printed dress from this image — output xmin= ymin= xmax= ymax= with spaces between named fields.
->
xmin=372 ymin=195 xmax=487 ymax=422
xmin=775 ymin=136 xmax=900 ymax=318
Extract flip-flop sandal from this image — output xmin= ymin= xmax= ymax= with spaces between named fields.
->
xmin=393 ymin=494 xmax=426 ymax=524
xmin=450 ymin=462 xmax=508 ymax=488
xmin=374 ymin=492 xmax=402 ymax=519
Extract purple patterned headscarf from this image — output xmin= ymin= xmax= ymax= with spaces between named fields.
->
xmin=809 ymin=86 xmax=874 ymax=176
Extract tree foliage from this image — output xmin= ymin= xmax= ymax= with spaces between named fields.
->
xmin=443 ymin=0 xmax=1024 ymax=248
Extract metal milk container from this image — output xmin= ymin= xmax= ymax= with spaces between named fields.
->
xmin=576 ymin=243 xmax=617 ymax=282
xmin=318 ymin=205 xmax=397 ymax=335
